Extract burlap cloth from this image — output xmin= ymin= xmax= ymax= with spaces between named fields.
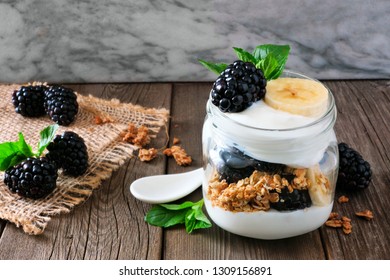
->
xmin=0 ymin=84 xmax=169 ymax=235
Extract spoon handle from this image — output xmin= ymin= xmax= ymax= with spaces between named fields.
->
xmin=130 ymin=168 xmax=203 ymax=204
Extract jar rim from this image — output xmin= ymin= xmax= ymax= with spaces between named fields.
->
xmin=207 ymin=70 xmax=336 ymax=132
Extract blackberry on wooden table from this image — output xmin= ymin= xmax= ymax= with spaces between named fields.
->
xmin=337 ymin=142 xmax=372 ymax=191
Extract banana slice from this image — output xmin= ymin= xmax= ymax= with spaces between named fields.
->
xmin=306 ymin=164 xmax=332 ymax=206
xmin=265 ymin=77 xmax=328 ymax=117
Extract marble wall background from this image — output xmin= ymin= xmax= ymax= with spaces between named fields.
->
xmin=0 ymin=0 xmax=389 ymax=83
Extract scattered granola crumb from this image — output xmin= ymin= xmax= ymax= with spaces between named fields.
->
xmin=133 ymin=126 xmax=150 ymax=147
xmin=173 ymin=137 xmax=180 ymax=145
xmin=163 ymin=145 xmax=192 ymax=166
xmin=338 ymin=195 xmax=349 ymax=204
xmin=138 ymin=148 xmax=158 ymax=162
xmin=325 ymin=212 xmax=353 ymax=234
xmin=355 ymin=209 xmax=374 ymax=220
xmin=328 ymin=212 xmax=339 ymax=220
xmin=122 ymin=123 xmax=151 ymax=147
xmin=94 ymin=115 xmax=113 ymax=125
xmin=342 ymin=216 xmax=352 ymax=234
xmin=325 ymin=219 xmax=343 ymax=228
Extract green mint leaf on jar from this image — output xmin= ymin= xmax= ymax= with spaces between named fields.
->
xmin=198 ymin=59 xmax=228 ymax=75
xmin=253 ymin=44 xmax=290 ymax=80
xmin=232 ymin=47 xmax=257 ymax=64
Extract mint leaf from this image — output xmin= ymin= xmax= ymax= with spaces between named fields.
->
xmin=160 ymin=201 xmax=195 ymax=210
xmin=16 ymin=132 xmax=34 ymax=158
xmin=37 ymin=124 xmax=59 ymax=156
xmin=256 ymin=54 xmax=281 ymax=80
xmin=185 ymin=204 xmax=212 ymax=233
xmin=253 ymin=44 xmax=290 ymax=80
xmin=0 ymin=133 xmax=34 ymax=171
xmin=145 ymin=205 xmax=187 ymax=227
xmin=145 ymin=199 xmax=211 ymax=234
xmin=233 ymin=47 xmax=256 ymax=64
xmin=198 ymin=59 xmax=228 ymax=75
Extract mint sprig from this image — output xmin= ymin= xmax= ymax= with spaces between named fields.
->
xmin=198 ymin=60 xmax=228 ymax=76
xmin=0 ymin=124 xmax=59 ymax=171
xmin=145 ymin=198 xmax=212 ymax=234
xmin=198 ymin=44 xmax=290 ymax=80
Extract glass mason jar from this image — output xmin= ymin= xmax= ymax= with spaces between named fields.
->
xmin=202 ymin=71 xmax=338 ymax=239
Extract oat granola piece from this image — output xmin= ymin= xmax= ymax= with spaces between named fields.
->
xmin=173 ymin=137 xmax=180 ymax=145
xmin=121 ymin=123 xmax=151 ymax=147
xmin=355 ymin=209 xmax=374 ymax=220
xmin=325 ymin=219 xmax=343 ymax=228
xmin=94 ymin=115 xmax=113 ymax=125
xmin=328 ymin=212 xmax=339 ymax=219
xmin=122 ymin=123 xmax=138 ymax=142
xmin=132 ymin=125 xmax=151 ymax=147
xmin=342 ymin=216 xmax=352 ymax=234
xmin=325 ymin=213 xmax=353 ymax=234
xmin=163 ymin=145 xmax=192 ymax=166
xmin=338 ymin=195 xmax=349 ymax=204
xmin=138 ymin=148 xmax=158 ymax=162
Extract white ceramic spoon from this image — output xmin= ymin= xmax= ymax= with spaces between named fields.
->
xmin=129 ymin=168 xmax=203 ymax=204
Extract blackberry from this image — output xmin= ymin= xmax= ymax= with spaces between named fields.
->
xmin=12 ymin=85 xmax=48 ymax=117
xmin=4 ymin=157 xmax=58 ymax=199
xmin=217 ymin=164 xmax=255 ymax=184
xmin=337 ymin=142 xmax=372 ymax=191
xmin=46 ymin=131 xmax=88 ymax=176
xmin=216 ymin=148 xmax=285 ymax=183
xmin=44 ymin=85 xmax=78 ymax=126
xmin=270 ymin=188 xmax=312 ymax=211
xmin=211 ymin=60 xmax=266 ymax=112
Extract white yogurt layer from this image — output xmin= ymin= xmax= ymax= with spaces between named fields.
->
xmin=225 ymin=100 xmax=317 ymax=130
xmin=203 ymin=193 xmax=333 ymax=239
xmin=204 ymin=97 xmax=336 ymax=168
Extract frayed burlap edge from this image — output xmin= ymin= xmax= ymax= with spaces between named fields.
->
xmin=0 ymin=84 xmax=169 ymax=235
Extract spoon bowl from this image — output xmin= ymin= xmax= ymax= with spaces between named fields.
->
xmin=129 ymin=168 xmax=203 ymax=204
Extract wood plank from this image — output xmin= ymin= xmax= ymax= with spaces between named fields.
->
xmin=163 ymin=83 xmax=326 ymax=260
xmin=320 ymin=80 xmax=390 ymax=259
xmin=0 ymin=83 xmax=171 ymax=259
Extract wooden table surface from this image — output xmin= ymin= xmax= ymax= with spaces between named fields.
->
xmin=0 ymin=80 xmax=389 ymax=260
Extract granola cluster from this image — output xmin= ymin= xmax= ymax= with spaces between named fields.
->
xmin=163 ymin=145 xmax=192 ymax=166
xmin=325 ymin=212 xmax=352 ymax=234
xmin=207 ymin=169 xmax=310 ymax=212
xmin=138 ymin=148 xmax=158 ymax=162
xmin=121 ymin=123 xmax=151 ymax=147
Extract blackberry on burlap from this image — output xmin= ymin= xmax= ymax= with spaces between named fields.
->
xmin=12 ymin=85 xmax=48 ymax=117
xmin=4 ymin=157 xmax=58 ymax=199
xmin=44 ymin=85 xmax=79 ymax=126
xmin=46 ymin=131 xmax=88 ymax=176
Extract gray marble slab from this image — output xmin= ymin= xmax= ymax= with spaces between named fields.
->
xmin=0 ymin=0 xmax=389 ymax=83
